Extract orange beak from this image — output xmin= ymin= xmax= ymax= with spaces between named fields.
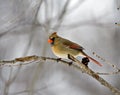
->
xmin=48 ymin=39 xmax=53 ymax=44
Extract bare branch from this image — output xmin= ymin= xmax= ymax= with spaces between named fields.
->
xmin=53 ymin=0 xmax=70 ymax=30
xmin=0 ymin=55 xmax=120 ymax=95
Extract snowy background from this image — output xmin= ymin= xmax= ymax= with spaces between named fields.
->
xmin=0 ymin=0 xmax=120 ymax=95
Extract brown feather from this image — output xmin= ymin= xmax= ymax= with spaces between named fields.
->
xmin=62 ymin=39 xmax=84 ymax=51
xmin=82 ymin=51 xmax=102 ymax=66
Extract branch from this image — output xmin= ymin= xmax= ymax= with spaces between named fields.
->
xmin=0 ymin=55 xmax=120 ymax=95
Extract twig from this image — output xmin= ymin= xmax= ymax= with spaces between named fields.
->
xmin=96 ymin=71 xmax=120 ymax=75
xmin=92 ymin=52 xmax=120 ymax=75
xmin=68 ymin=55 xmax=120 ymax=95
xmin=0 ymin=55 xmax=120 ymax=95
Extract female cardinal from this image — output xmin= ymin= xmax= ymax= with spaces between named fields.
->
xmin=48 ymin=32 xmax=102 ymax=66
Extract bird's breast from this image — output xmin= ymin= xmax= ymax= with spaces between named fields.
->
xmin=52 ymin=46 xmax=68 ymax=58
xmin=51 ymin=45 xmax=80 ymax=59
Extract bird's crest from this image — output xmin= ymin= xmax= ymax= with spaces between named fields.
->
xmin=49 ymin=32 xmax=58 ymax=38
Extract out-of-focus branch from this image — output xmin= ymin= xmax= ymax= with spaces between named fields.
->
xmin=53 ymin=0 xmax=70 ymax=30
xmin=0 ymin=55 xmax=120 ymax=95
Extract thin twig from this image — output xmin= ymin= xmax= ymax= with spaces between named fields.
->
xmin=92 ymin=52 xmax=120 ymax=75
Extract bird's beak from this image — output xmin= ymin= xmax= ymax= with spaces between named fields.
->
xmin=48 ymin=39 xmax=53 ymax=43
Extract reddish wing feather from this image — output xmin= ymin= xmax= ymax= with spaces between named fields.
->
xmin=63 ymin=39 xmax=84 ymax=51
xmin=69 ymin=44 xmax=84 ymax=50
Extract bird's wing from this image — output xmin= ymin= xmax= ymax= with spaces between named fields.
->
xmin=63 ymin=39 xmax=84 ymax=51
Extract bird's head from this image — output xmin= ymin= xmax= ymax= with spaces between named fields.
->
xmin=48 ymin=32 xmax=58 ymax=45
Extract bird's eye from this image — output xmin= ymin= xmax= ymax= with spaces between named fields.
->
xmin=50 ymin=37 xmax=54 ymax=40
xmin=50 ymin=37 xmax=53 ymax=39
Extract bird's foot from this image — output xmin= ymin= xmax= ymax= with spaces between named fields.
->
xmin=68 ymin=61 xmax=73 ymax=66
xmin=68 ymin=54 xmax=71 ymax=60
xmin=82 ymin=57 xmax=89 ymax=67
xmin=56 ymin=58 xmax=62 ymax=62
xmin=67 ymin=54 xmax=74 ymax=66
xmin=68 ymin=54 xmax=75 ymax=61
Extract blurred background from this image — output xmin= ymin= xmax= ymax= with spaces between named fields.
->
xmin=0 ymin=0 xmax=120 ymax=95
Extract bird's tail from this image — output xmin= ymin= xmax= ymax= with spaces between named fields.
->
xmin=81 ymin=52 xmax=102 ymax=67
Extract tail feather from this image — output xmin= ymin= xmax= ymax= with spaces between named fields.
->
xmin=87 ymin=56 xmax=102 ymax=66
xmin=81 ymin=51 xmax=102 ymax=66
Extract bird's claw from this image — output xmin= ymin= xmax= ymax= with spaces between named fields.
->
xmin=56 ymin=58 xmax=61 ymax=62
xmin=68 ymin=54 xmax=71 ymax=60
xmin=68 ymin=61 xmax=73 ymax=66
xmin=67 ymin=54 xmax=76 ymax=61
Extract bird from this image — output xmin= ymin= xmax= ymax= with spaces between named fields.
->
xmin=48 ymin=32 xmax=102 ymax=66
